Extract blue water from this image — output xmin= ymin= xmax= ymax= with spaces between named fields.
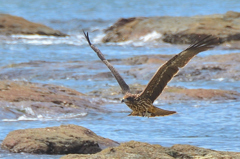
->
xmin=0 ymin=0 xmax=240 ymax=158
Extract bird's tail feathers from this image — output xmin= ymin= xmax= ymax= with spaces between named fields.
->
xmin=150 ymin=106 xmax=176 ymax=117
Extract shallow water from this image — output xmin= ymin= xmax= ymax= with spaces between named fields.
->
xmin=0 ymin=0 xmax=240 ymax=158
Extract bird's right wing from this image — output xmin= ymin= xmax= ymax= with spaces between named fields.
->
xmin=139 ymin=35 xmax=219 ymax=103
xmin=83 ymin=31 xmax=130 ymax=94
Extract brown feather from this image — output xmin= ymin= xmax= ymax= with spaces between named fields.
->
xmin=139 ymin=35 xmax=219 ymax=103
xmin=83 ymin=31 xmax=130 ymax=94
xmin=149 ymin=106 xmax=176 ymax=117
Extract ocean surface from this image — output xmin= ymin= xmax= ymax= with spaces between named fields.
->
xmin=0 ymin=0 xmax=240 ymax=158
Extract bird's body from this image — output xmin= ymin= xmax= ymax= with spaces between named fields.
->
xmin=122 ymin=93 xmax=176 ymax=117
xmin=83 ymin=31 xmax=219 ymax=117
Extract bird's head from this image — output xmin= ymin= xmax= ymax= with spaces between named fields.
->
xmin=121 ymin=94 xmax=135 ymax=103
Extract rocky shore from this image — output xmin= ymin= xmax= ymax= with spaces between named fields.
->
xmin=0 ymin=12 xmax=240 ymax=158
xmin=102 ymin=11 xmax=240 ymax=44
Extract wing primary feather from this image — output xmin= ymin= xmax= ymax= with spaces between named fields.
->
xmin=139 ymin=35 xmax=219 ymax=103
xmin=83 ymin=30 xmax=130 ymax=94
xmin=188 ymin=35 xmax=219 ymax=50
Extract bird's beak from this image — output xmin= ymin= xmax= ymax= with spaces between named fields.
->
xmin=121 ymin=99 xmax=125 ymax=103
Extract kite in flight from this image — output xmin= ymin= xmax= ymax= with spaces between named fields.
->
xmin=83 ymin=31 xmax=219 ymax=117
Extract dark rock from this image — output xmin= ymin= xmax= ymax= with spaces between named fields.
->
xmin=61 ymin=141 xmax=240 ymax=159
xmin=1 ymin=124 xmax=119 ymax=154
xmin=102 ymin=11 xmax=240 ymax=44
xmin=0 ymin=14 xmax=67 ymax=36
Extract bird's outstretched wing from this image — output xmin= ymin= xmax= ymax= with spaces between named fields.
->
xmin=139 ymin=35 xmax=219 ymax=103
xmin=83 ymin=31 xmax=130 ymax=94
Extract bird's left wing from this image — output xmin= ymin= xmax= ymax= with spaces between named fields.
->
xmin=139 ymin=35 xmax=219 ymax=103
xmin=83 ymin=31 xmax=130 ymax=94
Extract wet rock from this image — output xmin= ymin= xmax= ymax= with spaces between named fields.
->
xmin=61 ymin=141 xmax=240 ymax=159
xmin=0 ymin=80 xmax=105 ymax=120
xmin=103 ymin=11 xmax=240 ymax=44
xmin=1 ymin=124 xmax=119 ymax=154
xmin=161 ymin=87 xmax=240 ymax=101
xmin=0 ymin=14 xmax=67 ymax=36
xmin=0 ymin=60 xmax=111 ymax=81
xmin=88 ymin=84 xmax=240 ymax=103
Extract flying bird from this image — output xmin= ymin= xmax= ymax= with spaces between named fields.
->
xmin=83 ymin=31 xmax=219 ymax=117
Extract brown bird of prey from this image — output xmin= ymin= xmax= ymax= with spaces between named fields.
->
xmin=83 ymin=31 xmax=218 ymax=117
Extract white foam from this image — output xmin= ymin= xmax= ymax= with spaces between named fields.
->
xmin=93 ymin=33 xmax=105 ymax=44
xmin=7 ymin=34 xmax=84 ymax=46
xmin=11 ymin=34 xmax=61 ymax=39
xmin=139 ymin=31 xmax=162 ymax=42
xmin=212 ymin=78 xmax=225 ymax=81
xmin=104 ymin=31 xmax=164 ymax=47
xmin=2 ymin=112 xmax=87 ymax=121
xmin=18 ymin=115 xmax=38 ymax=121
xmin=24 ymin=107 xmax=35 ymax=116
xmin=3 ymin=31 xmax=164 ymax=46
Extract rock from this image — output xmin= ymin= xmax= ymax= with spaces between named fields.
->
xmin=88 ymin=84 xmax=240 ymax=103
xmin=0 ymin=60 xmax=113 ymax=81
xmin=176 ymin=53 xmax=240 ymax=81
xmin=162 ymin=87 xmax=240 ymax=101
xmin=1 ymin=124 xmax=119 ymax=154
xmin=0 ymin=14 xmax=67 ymax=36
xmin=102 ymin=11 xmax=240 ymax=44
xmin=0 ymin=80 xmax=105 ymax=120
xmin=61 ymin=141 xmax=240 ymax=159
xmin=221 ymin=40 xmax=240 ymax=49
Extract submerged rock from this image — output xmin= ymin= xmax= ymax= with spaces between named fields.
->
xmin=103 ymin=11 xmax=240 ymax=44
xmin=1 ymin=124 xmax=119 ymax=154
xmin=0 ymin=80 xmax=105 ymax=120
xmin=61 ymin=141 xmax=240 ymax=159
xmin=0 ymin=14 xmax=67 ymax=36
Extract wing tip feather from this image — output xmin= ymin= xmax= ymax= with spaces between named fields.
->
xmin=188 ymin=34 xmax=220 ymax=50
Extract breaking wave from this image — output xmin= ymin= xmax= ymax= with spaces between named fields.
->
xmin=1 ymin=30 xmax=167 ymax=47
